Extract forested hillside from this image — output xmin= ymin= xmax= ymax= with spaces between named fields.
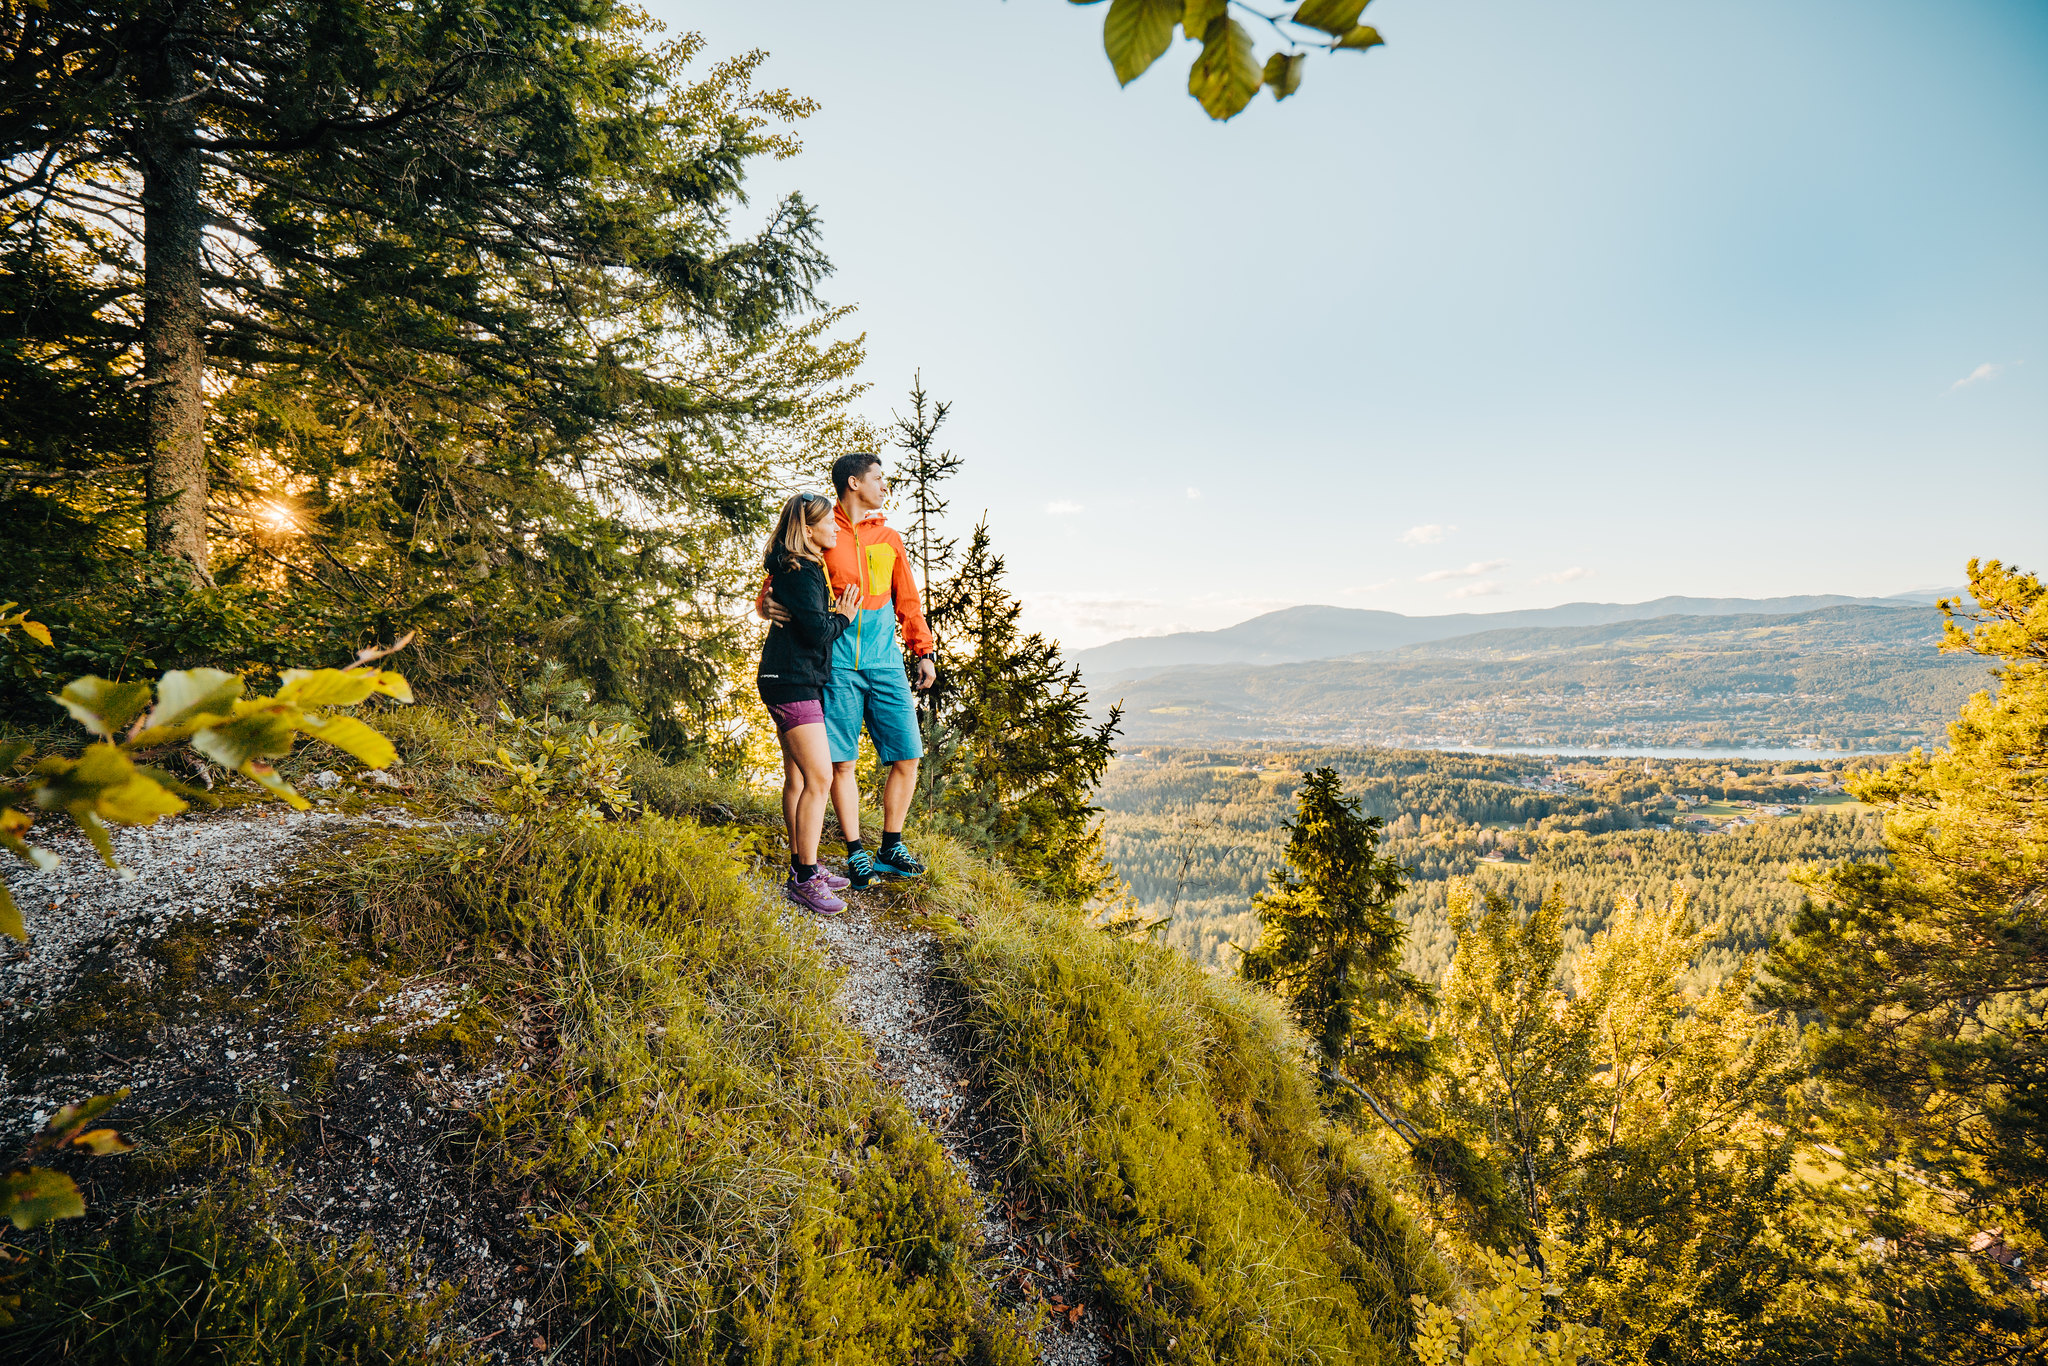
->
xmin=1101 ymin=746 xmax=1887 ymax=976
xmin=1074 ymin=592 xmax=1941 ymax=673
xmin=1100 ymin=605 xmax=1988 ymax=751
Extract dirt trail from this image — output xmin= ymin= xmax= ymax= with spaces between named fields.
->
xmin=807 ymin=883 xmax=1106 ymax=1366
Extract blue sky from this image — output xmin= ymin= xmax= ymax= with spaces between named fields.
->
xmin=666 ymin=0 xmax=2048 ymax=647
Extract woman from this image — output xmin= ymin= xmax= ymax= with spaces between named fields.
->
xmin=759 ymin=492 xmax=863 ymax=914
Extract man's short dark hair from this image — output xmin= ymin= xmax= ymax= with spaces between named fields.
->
xmin=831 ymin=450 xmax=882 ymax=497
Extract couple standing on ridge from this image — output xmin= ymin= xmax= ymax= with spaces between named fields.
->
xmin=754 ymin=450 xmax=937 ymax=915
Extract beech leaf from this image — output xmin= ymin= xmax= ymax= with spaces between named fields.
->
xmin=1105 ymin=0 xmax=1179 ymax=85
xmin=1292 ymin=0 xmax=1369 ymax=36
xmin=294 ymin=714 xmax=398 ymax=770
xmin=1188 ymin=16 xmax=1262 ymax=120
xmin=53 ymin=677 xmax=154 ymax=740
xmin=0 ymin=883 xmax=22 ymax=943
xmin=276 ymin=668 xmax=378 ymax=709
xmin=69 ymin=1128 xmax=133 ymax=1156
xmin=1 ymin=1169 xmax=83 ymax=1230
xmin=1264 ymin=51 xmax=1306 ymax=99
xmin=147 ymin=668 xmax=244 ymax=730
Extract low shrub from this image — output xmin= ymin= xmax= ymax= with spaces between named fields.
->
xmin=919 ymin=839 xmax=1452 ymax=1364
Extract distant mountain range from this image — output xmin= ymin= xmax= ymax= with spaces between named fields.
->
xmin=1087 ymin=601 xmax=1986 ymax=753
xmin=1076 ymin=591 xmax=1957 ymax=678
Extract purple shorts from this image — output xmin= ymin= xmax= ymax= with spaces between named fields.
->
xmin=764 ymin=696 xmax=824 ymax=734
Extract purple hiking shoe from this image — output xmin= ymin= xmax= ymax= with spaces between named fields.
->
xmin=785 ymin=872 xmax=847 ymax=916
xmin=819 ymin=870 xmax=851 ymax=891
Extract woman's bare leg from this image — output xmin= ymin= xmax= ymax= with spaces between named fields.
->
xmin=781 ymin=751 xmax=801 ymax=838
xmin=785 ymin=723 xmax=833 ymax=866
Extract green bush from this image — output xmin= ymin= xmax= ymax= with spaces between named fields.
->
xmin=920 ymin=840 xmax=1452 ymax=1364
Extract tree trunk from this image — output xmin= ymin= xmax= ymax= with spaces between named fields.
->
xmin=138 ymin=19 xmax=211 ymax=584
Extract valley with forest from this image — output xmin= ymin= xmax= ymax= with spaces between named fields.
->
xmin=1099 ymin=745 xmax=1887 ymax=982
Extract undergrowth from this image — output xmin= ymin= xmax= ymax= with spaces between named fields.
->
xmin=345 ymin=814 xmax=1033 ymax=1364
xmin=915 ymin=838 xmax=1453 ymax=1364
xmin=0 ymin=1176 xmax=469 ymax=1364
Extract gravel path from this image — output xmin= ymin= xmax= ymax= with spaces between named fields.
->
xmin=807 ymin=882 xmax=1106 ymax=1366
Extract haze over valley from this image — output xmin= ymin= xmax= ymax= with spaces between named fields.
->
xmin=1081 ymin=591 xmax=1982 ymax=754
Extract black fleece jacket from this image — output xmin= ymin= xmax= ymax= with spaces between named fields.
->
xmin=757 ymin=554 xmax=848 ymax=696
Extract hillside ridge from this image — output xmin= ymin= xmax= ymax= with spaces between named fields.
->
xmin=1077 ymin=590 xmax=1955 ymax=676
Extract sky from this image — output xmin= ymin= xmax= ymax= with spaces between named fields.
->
xmin=663 ymin=0 xmax=2048 ymax=649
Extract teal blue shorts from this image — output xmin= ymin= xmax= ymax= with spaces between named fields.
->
xmin=823 ymin=665 xmax=924 ymax=765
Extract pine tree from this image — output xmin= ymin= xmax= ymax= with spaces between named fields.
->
xmin=1239 ymin=767 xmax=1431 ymax=1104
xmin=919 ymin=523 xmax=1121 ymax=903
xmin=5 ymin=2 xmax=831 ymax=578
xmin=1764 ymin=558 xmax=2048 ymax=1233
xmin=889 ymin=371 xmax=962 ymax=603
xmin=2 ymin=7 xmax=855 ymax=745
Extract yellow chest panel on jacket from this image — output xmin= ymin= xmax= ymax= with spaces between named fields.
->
xmin=863 ymin=542 xmax=896 ymax=599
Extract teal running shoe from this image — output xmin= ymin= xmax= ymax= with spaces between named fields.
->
xmin=875 ymin=842 xmax=925 ymax=880
xmin=847 ymin=846 xmax=880 ymax=890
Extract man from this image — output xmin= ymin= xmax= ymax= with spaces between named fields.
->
xmin=758 ymin=451 xmax=936 ymax=888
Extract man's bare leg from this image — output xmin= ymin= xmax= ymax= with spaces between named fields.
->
xmin=882 ymin=758 xmax=919 ymax=834
xmin=831 ymin=760 xmax=862 ymax=844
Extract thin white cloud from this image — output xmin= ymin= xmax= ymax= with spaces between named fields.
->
xmin=1185 ymin=486 xmax=1202 ymax=500
xmin=1946 ymin=361 xmax=2011 ymax=394
xmin=1017 ymin=592 xmax=1177 ymax=645
xmin=1536 ymin=566 xmax=1593 ymax=584
xmin=1419 ymin=559 xmax=1508 ymax=583
xmin=1045 ymin=500 xmax=1085 ymax=515
xmin=1401 ymin=523 xmax=1454 ymax=546
xmin=1449 ymin=580 xmax=1506 ymax=599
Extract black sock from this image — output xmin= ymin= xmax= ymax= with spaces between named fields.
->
xmin=846 ymin=837 xmax=864 ymax=856
xmin=792 ymin=858 xmax=817 ymax=882
xmin=881 ymin=830 xmax=903 ymax=850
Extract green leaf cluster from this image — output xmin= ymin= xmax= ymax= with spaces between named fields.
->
xmin=0 ymin=1088 xmax=134 ymax=1321
xmin=1082 ymin=0 xmax=1385 ymax=120
xmin=483 ymin=666 xmax=645 ymax=827
xmin=1410 ymin=1247 xmax=1592 ymax=1366
xmin=0 ymin=633 xmax=413 ymax=938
